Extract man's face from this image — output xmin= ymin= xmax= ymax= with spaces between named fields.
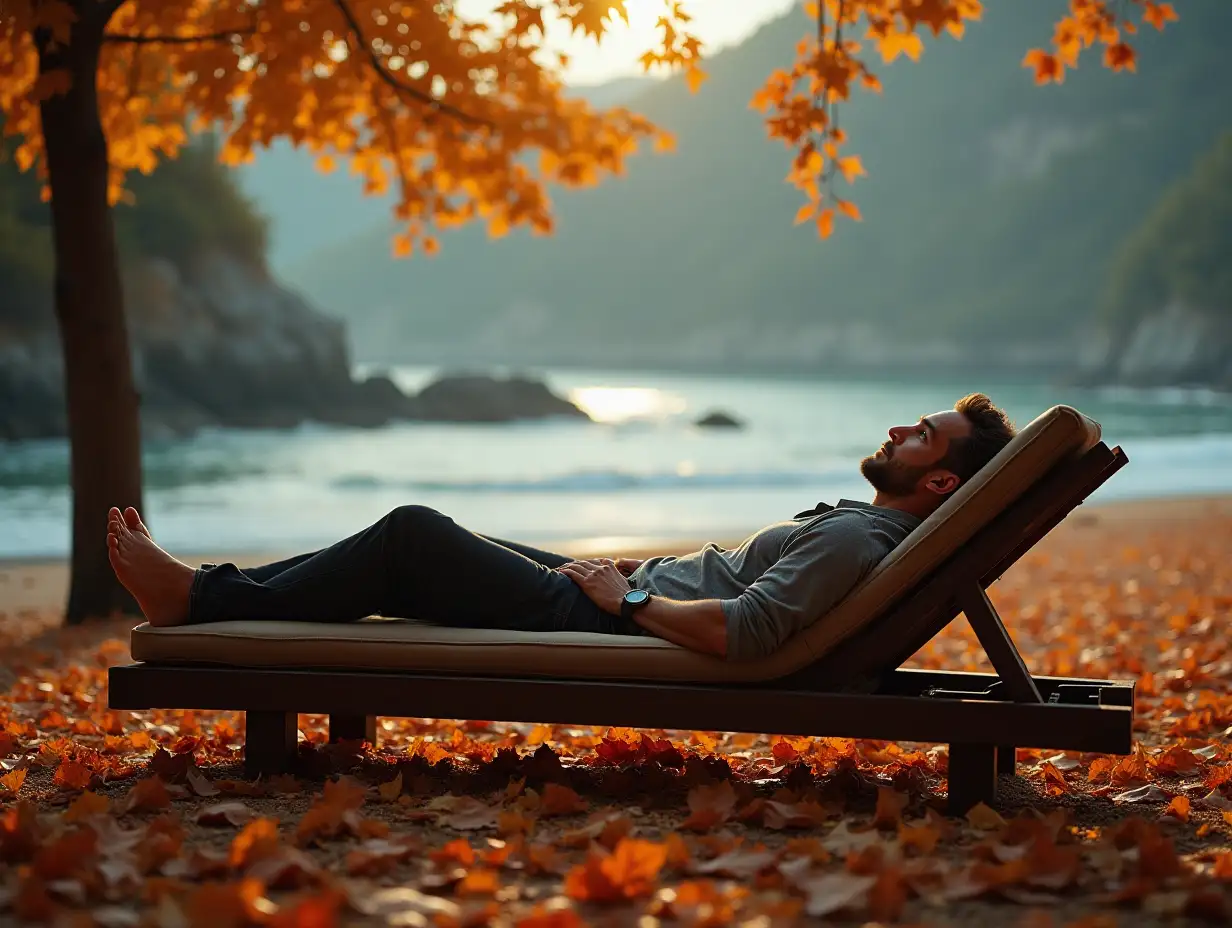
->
xmin=860 ymin=409 xmax=972 ymax=497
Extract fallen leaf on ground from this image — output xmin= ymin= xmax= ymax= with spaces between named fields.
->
xmin=186 ymin=767 xmax=220 ymax=797
xmin=799 ymin=871 xmax=878 ymax=917
xmin=1113 ymin=784 xmax=1170 ymax=804
xmin=196 ymin=801 xmax=258 ymax=827
xmin=682 ymin=780 xmax=738 ymax=831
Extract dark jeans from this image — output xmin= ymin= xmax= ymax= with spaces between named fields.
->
xmin=189 ymin=504 xmax=645 ymax=637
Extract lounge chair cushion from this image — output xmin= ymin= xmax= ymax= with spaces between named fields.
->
xmin=130 ymin=405 xmax=1100 ymax=683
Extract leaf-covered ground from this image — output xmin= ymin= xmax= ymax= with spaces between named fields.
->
xmin=2 ymin=499 xmax=1232 ymax=927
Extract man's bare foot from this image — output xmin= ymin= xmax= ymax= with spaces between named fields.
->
xmin=107 ymin=507 xmax=194 ymax=626
xmin=122 ymin=506 xmax=151 ymax=539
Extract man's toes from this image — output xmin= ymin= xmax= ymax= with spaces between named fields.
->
xmin=123 ymin=507 xmax=150 ymax=537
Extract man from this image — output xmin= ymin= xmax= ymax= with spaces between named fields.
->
xmin=107 ymin=393 xmax=1015 ymax=662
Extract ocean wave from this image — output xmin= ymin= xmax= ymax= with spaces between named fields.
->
xmin=329 ymin=468 xmax=839 ymax=494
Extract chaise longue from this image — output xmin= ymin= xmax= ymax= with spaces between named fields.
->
xmin=108 ymin=405 xmax=1133 ymax=814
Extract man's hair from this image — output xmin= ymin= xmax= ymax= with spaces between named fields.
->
xmin=940 ymin=393 xmax=1017 ymax=484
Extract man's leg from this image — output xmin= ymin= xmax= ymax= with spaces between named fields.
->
xmin=236 ymin=538 xmax=564 ymax=584
xmin=111 ymin=504 xmax=585 ymax=630
xmin=478 ymin=537 xmax=571 ymax=570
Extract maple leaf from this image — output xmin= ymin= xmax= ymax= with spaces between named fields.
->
xmin=762 ymin=797 xmax=830 ymax=830
xmin=431 ymin=794 xmax=500 ymax=831
xmin=877 ymin=30 xmax=924 ymax=63
xmin=0 ymin=768 xmax=26 ymax=795
xmin=231 ymin=818 xmax=282 ymax=870
xmin=873 ymin=787 xmax=909 ymax=829
xmin=62 ymin=790 xmax=109 ymax=823
xmin=377 ymin=772 xmax=404 ymax=802
xmin=965 ymin=803 xmax=1007 ymax=831
xmin=1143 ymin=2 xmax=1178 ymax=31
xmin=682 ymin=780 xmax=738 ymax=831
xmin=186 ymin=767 xmax=220 ymax=797
xmin=457 ymin=866 xmax=502 ymax=896
xmin=1022 ymin=49 xmax=1064 ymax=85
xmin=540 ymin=782 xmax=587 ymax=817
xmin=345 ymin=834 xmax=421 ymax=877
xmin=196 ymin=802 xmax=258 ymax=827
xmin=692 ymin=845 xmax=776 ymax=878
xmin=121 ymin=776 xmax=172 ymax=814
xmin=183 ymin=878 xmax=270 ymax=927
xmin=1113 ymin=784 xmax=1169 ymax=804
xmin=563 ymin=838 xmax=667 ymax=902
xmin=800 ymin=871 xmax=877 ymax=917
xmin=431 ymin=837 xmax=476 ymax=868
xmin=52 ymin=759 xmax=93 ymax=791
xmin=897 ymin=822 xmax=941 ymax=855
xmin=1103 ymin=41 xmax=1137 ymax=72
xmin=1163 ymin=795 xmax=1191 ymax=822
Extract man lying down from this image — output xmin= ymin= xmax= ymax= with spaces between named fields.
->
xmin=107 ymin=393 xmax=1016 ymax=662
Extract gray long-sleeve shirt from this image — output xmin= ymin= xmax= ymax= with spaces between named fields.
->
xmin=629 ymin=500 xmax=921 ymax=661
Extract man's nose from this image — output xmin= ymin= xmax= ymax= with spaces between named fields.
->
xmin=887 ymin=426 xmax=906 ymax=442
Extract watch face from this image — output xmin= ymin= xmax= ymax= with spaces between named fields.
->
xmin=626 ymin=589 xmax=650 ymax=605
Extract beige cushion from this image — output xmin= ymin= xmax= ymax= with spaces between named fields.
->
xmin=131 ymin=405 xmax=1101 ymax=683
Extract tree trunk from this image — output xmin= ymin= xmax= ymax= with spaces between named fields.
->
xmin=36 ymin=3 xmax=143 ymax=623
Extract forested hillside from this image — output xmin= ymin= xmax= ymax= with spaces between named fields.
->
xmin=285 ymin=0 xmax=1232 ymax=371
xmin=0 ymin=135 xmax=268 ymax=337
xmin=1101 ymin=131 xmax=1232 ymax=330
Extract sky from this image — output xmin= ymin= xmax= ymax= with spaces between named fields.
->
xmin=460 ymin=0 xmax=799 ymax=86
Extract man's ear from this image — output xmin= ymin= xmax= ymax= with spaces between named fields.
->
xmin=925 ymin=471 xmax=961 ymax=496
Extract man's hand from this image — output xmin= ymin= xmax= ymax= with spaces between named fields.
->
xmin=556 ymin=558 xmax=632 ymax=614
xmin=615 ymin=557 xmax=644 ymax=576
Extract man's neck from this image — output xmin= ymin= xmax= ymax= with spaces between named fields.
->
xmin=870 ymin=492 xmax=936 ymax=521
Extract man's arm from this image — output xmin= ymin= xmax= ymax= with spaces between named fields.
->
xmin=632 ymin=597 xmax=726 ymax=657
xmin=556 ymin=559 xmax=725 ymax=657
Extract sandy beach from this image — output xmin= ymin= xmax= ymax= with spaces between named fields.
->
xmin=2 ymin=494 xmax=1229 ymax=624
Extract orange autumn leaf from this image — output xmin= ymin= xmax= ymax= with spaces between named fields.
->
xmin=540 ymin=782 xmax=587 ymax=817
xmin=231 ymin=818 xmax=283 ymax=869
xmin=1164 ymin=795 xmax=1191 ymax=822
xmin=1103 ymin=41 xmax=1137 ymax=72
xmin=51 ymin=759 xmax=93 ymax=790
xmin=457 ymin=866 xmax=502 ymax=896
xmin=62 ymin=790 xmax=109 ymax=822
xmin=563 ymin=838 xmax=668 ymax=902
xmin=1088 ymin=756 xmax=1115 ymax=784
xmin=0 ymin=768 xmax=26 ymax=794
xmin=1144 ymin=2 xmax=1179 ymax=31
xmin=873 ymin=788 xmax=909 ymax=829
xmin=1023 ymin=49 xmax=1065 ymax=85
xmin=682 ymin=780 xmax=738 ymax=831
xmin=121 ymin=776 xmax=172 ymax=814
xmin=183 ymin=878 xmax=270 ymax=927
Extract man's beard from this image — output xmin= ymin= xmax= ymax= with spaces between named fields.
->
xmin=860 ymin=452 xmax=928 ymax=497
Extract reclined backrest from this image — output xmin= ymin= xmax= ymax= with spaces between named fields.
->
xmin=758 ymin=405 xmax=1102 ymax=678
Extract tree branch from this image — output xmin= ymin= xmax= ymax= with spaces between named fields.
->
xmin=102 ymin=28 xmax=254 ymax=45
xmin=332 ymin=0 xmax=489 ymax=127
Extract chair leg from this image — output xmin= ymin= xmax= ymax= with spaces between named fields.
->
xmin=329 ymin=714 xmax=377 ymax=745
xmin=244 ymin=710 xmax=298 ymax=777
xmin=997 ymin=745 xmax=1016 ymax=776
xmin=947 ymin=743 xmax=998 ymax=815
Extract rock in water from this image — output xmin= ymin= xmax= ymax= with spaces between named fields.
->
xmin=410 ymin=373 xmax=589 ymax=423
xmin=694 ymin=409 xmax=744 ymax=429
xmin=0 ymin=251 xmax=590 ymax=438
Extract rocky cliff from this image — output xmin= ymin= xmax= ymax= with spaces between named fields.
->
xmin=1076 ymin=302 xmax=1232 ymax=390
xmin=0 ymin=251 xmax=586 ymax=441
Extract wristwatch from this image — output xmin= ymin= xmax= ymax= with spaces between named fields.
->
xmin=620 ymin=588 xmax=652 ymax=622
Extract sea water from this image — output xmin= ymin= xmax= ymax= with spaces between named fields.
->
xmin=2 ymin=367 xmax=1232 ymax=559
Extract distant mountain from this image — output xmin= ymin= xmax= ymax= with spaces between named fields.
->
xmin=283 ymin=1 xmax=1232 ymax=372
xmin=236 ymin=77 xmax=652 ymax=272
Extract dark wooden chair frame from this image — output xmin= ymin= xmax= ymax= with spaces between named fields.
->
xmin=109 ymin=442 xmax=1132 ymax=814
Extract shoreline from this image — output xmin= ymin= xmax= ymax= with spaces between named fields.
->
xmin=2 ymin=495 xmax=1228 ymax=619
